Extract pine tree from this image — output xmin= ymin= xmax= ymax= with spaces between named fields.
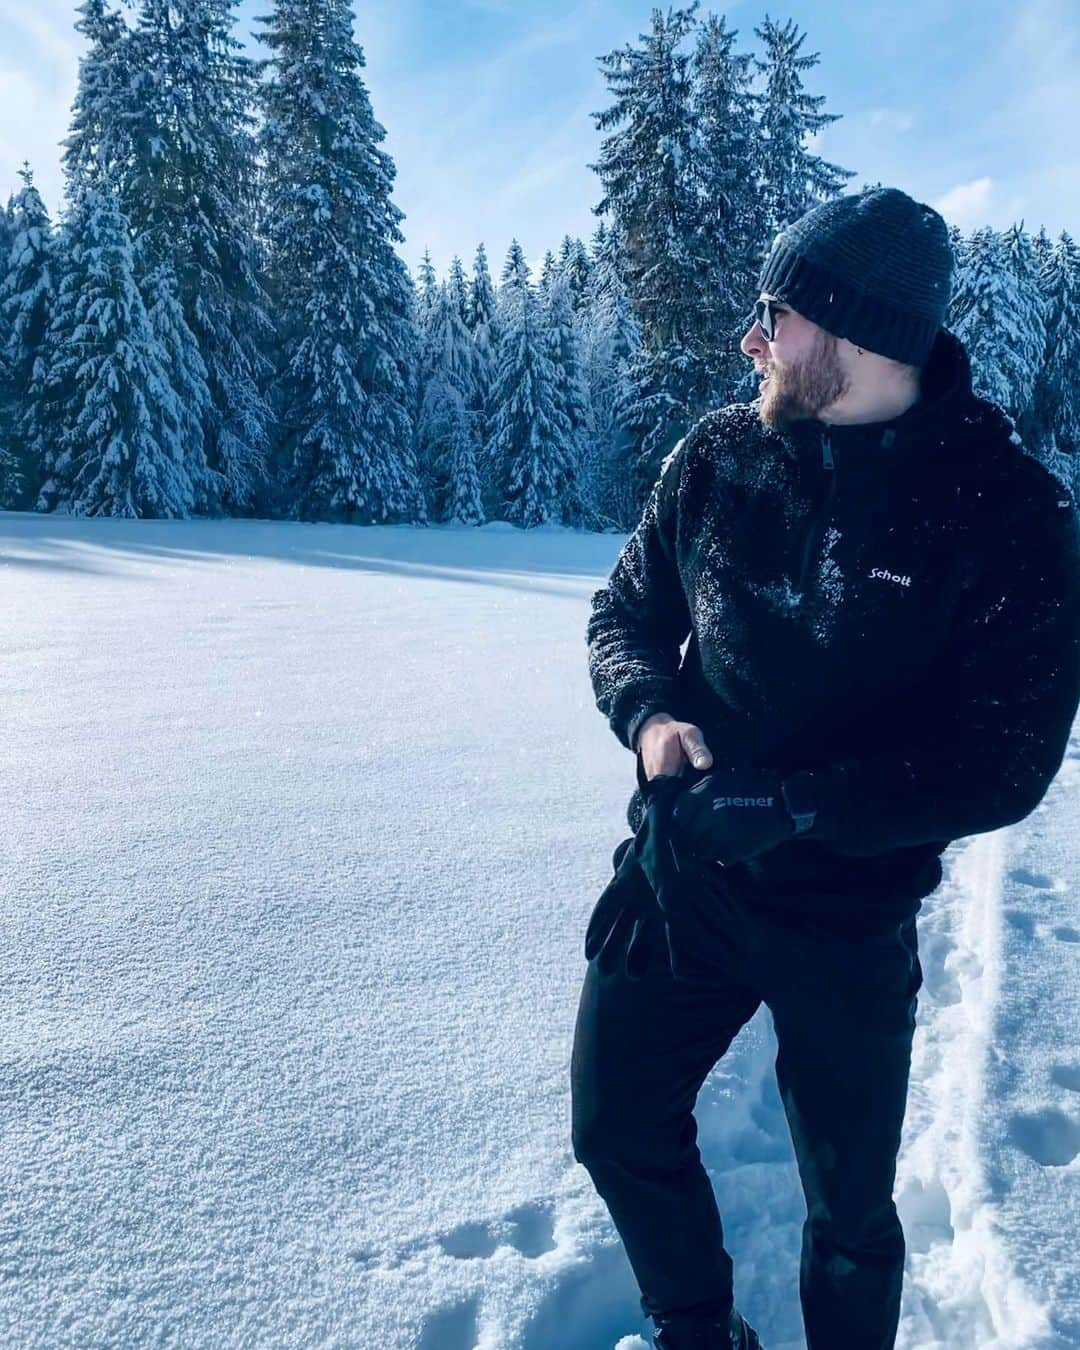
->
xmin=578 ymin=220 xmax=641 ymax=527
xmin=691 ymin=12 xmax=761 ymax=400
xmin=465 ymin=241 xmax=497 ymax=333
xmin=465 ymin=241 xmax=500 ymax=509
xmin=591 ymin=5 xmax=711 ymax=476
xmin=999 ymin=221 xmax=1049 ymax=421
xmin=442 ymin=390 xmax=484 ymax=524
xmin=945 ymin=224 xmax=970 ymax=327
xmin=61 ymin=0 xmax=134 ymax=193
xmin=557 ymin=235 xmax=592 ymax=311
xmin=0 ymin=192 xmax=20 ymax=504
xmin=416 ymin=281 xmax=482 ymax=520
xmin=543 ymin=272 xmax=590 ymax=524
xmin=499 ymin=238 xmax=532 ymax=298
xmin=751 ymin=16 xmax=855 ymax=242
xmin=118 ymin=0 xmax=275 ymax=514
xmin=141 ymin=258 xmax=218 ymax=511
xmin=0 ymin=193 xmax=14 ymax=265
xmin=36 ymin=180 xmax=195 ymax=518
xmin=416 ymin=249 xmax=440 ymax=316
xmin=489 ymin=251 xmax=576 ymax=527
xmin=538 ymin=248 xmax=558 ymax=297
xmin=446 ymin=255 xmax=471 ymax=327
xmin=952 ymin=226 xmax=1024 ymax=414
xmin=256 ymin=0 xmax=425 ymax=523
xmin=0 ymin=165 xmax=58 ymax=509
xmin=1020 ymin=231 xmax=1080 ymax=498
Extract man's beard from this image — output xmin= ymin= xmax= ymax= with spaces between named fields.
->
xmin=755 ymin=330 xmax=851 ymax=430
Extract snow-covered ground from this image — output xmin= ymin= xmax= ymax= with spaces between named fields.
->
xmin=1 ymin=511 xmax=1076 ymax=1349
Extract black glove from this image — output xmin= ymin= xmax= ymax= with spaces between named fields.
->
xmin=585 ymin=750 xmax=702 ymax=979
xmin=670 ymin=766 xmax=797 ymax=867
xmin=583 ymin=832 xmax=667 ymax=979
xmin=632 ymin=771 xmax=710 ymax=980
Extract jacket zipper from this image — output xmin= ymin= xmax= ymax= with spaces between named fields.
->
xmin=797 ymin=430 xmax=836 ymax=594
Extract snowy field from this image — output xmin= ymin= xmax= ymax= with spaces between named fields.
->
xmin=1 ymin=510 xmax=1078 ymax=1350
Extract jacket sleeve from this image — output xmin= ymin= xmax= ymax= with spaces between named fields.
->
xmin=785 ymin=487 xmax=1080 ymax=855
xmin=586 ymin=435 xmax=694 ymax=751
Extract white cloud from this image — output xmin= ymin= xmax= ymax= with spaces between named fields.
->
xmin=933 ymin=177 xmax=994 ymax=232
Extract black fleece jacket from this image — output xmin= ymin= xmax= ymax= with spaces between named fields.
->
xmin=586 ymin=328 xmax=1080 ymax=914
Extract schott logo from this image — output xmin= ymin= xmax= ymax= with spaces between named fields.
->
xmin=868 ymin=567 xmax=912 ymax=587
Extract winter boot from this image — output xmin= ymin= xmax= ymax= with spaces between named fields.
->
xmin=651 ymin=1305 xmax=762 ymax=1350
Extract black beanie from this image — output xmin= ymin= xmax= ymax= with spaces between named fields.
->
xmin=756 ymin=187 xmax=954 ymax=367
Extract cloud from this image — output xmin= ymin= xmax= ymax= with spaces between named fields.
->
xmin=932 ymin=177 xmax=994 ymax=231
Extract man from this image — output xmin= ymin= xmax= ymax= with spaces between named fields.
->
xmin=570 ymin=187 xmax=1080 ymax=1350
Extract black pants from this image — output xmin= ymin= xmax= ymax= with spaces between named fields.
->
xmin=570 ymin=858 xmax=924 ymax=1350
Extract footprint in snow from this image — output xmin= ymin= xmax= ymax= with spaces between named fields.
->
xmin=1003 ymin=908 xmax=1036 ymax=937
xmin=439 ymin=1201 xmax=556 ymax=1261
xmin=1007 ymin=1107 xmax=1080 ymax=1167
xmin=1050 ymin=1064 xmax=1080 ymax=1094
xmin=417 ymin=1295 xmax=479 ymax=1350
xmin=1007 ymin=867 xmax=1057 ymax=890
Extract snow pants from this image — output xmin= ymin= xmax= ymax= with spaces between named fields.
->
xmin=570 ymin=856 xmax=924 ymax=1350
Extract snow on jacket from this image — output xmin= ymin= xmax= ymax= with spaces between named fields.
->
xmin=586 ymin=327 xmax=1080 ymax=914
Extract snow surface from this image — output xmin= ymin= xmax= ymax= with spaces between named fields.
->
xmin=0 ymin=511 xmax=1077 ymax=1349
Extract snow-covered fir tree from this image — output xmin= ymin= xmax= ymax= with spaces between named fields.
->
xmin=542 ymin=272 xmax=590 ymax=525
xmin=416 ymin=283 xmax=483 ymax=525
xmin=999 ymin=221 xmax=1049 ymax=419
xmin=256 ymin=0 xmax=425 ymax=523
xmin=750 ymin=15 xmax=855 ymax=241
xmin=111 ymin=0 xmax=275 ymax=515
xmin=538 ymin=249 xmax=558 ymax=297
xmin=0 ymin=192 xmax=19 ymax=504
xmin=578 ymin=220 xmax=641 ymax=528
xmin=1020 ymin=231 xmax=1080 ymax=498
xmin=499 ymin=238 xmax=532 ymax=299
xmin=0 ymin=165 xmax=57 ymax=509
xmin=440 ymin=390 xmax=484 ymax=524
xmin=557 ymin=234 xmax=592 ymax=311
xmin=0 ymin=193 xmax=14 ymax=263
xmin=61 ymin=0 xmax=135 ymax=193
xmin=590 ymin=5 xmax=719 ymax=476
xmin=416 ymin=249 xmax=440 ymax=317
xmin=951 ymin=226 xmax=1024 ymax=415
xmin=141 ymin=257 xmax=218 ymax=511
xmin=1030 ymin=224 xmax=1053 ymax=275
xmin=462 ymin=242 xmax=499 ymax=510
xmin=446 ymin=255 xmax=471 ymax=328
xmin=488 ymin=244 xmax=578 ymax=527
xmin=35 ymin=179 xmax=195 ymax=518
xmin=465 ymin=242 xmax=497 ymax=334
xmin=691 ymin=11 xmax=762 ymax=400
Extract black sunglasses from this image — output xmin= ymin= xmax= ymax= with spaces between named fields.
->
xmin=754 ymin=298 xmax=785 ymax=341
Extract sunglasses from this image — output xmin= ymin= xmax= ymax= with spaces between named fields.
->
xmin=754 ymin=298 xmax=786 ymax=341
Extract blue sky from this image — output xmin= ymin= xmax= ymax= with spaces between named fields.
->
xmin=2 ymin=0 xmax=1078 ymax=283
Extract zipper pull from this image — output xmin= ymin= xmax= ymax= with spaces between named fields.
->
xmin=821 ymin=429 xmax=834 ymax=470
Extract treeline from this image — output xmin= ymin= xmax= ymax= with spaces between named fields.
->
xmin=0 ymin=2 xmax=1076 ymax=529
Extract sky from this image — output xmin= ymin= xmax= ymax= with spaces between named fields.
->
xmin=1 ymin=0 xmax=1079 ymax=284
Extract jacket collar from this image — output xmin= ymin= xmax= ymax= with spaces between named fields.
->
xmin=769 ymin=327 xmax=1016 ymax=471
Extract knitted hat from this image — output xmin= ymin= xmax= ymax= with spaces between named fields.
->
xmin=756 ymin=187 xmax=954 ymax=366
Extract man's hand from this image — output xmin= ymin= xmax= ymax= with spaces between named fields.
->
xmin=637 ymin=712 xmax=714 ymax=780
xmin=671 ymin=767 xmax=796 ymax=867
